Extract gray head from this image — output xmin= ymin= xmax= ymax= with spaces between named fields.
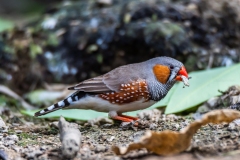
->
xmin=143 ymin=57 xmax=188 ymax=101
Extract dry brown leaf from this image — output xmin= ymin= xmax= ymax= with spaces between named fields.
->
xmin=112 ymin=109 xmax=240 ymax=156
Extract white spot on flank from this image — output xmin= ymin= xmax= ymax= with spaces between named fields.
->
xmin=120 ymin=97 xmax=123 ymax=99
xmin=127 ymin=84 xmax=130 ymax=86
xmin=131 ymin=87 xmax=134 ymax=90
xmin=131 ymin=92 xmax=135 ymax=94
xmin=121 ymin=84 xmax=124 ymax=87
xmin=111 ymin=92 xmax=114 ymax=94
xmin=40 ymin=110 xmax=45 ymax=114
xmin=48 ymin=105 xmax=54 ymax=110
xmin=132 ymin=82 xmax=135 ymax=85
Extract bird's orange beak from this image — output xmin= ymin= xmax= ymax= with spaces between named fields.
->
xmin=175 ymin=66 xmax=188 ymax=81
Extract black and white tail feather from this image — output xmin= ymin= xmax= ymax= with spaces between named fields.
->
xmin=34 ymin=91 xmax=86 ymax=117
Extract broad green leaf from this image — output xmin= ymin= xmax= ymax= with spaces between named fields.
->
xmin=21 ymin=109 xmax=108 ymax=121
xmin=165 ymin=64 xmax=240 ymax=114
xmin=0 ymin=18 xmax=14 ymax=32
xmin=25 ymin=89 xmax=63 ymax=105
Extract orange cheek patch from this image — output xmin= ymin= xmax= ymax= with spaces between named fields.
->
xmin=153 ymin=65 xmax=170 ymax=84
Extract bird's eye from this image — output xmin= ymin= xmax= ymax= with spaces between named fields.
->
xmin=170 ymin=65 xmax=174 ymax=69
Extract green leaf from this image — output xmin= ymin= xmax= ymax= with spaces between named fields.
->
xmin=164 ymin=64 xmax=240 ymax=114
xmin=24 ymin=89 xmax=63 ymax=105
xmin=0 ymin=18 xmax=14 ymax=32
xmin=21 ymin=109 xmax=108 ymax=121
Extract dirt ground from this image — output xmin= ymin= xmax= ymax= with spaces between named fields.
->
xmin=1 ymin=109 xmax=240 ymax=160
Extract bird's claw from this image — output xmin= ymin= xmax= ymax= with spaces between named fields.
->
xmin=120 ymin=119 xmax=139 ymax=129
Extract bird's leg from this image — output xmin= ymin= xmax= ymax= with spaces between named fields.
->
xmin=108 ymin=111 xmax=139 ymax=126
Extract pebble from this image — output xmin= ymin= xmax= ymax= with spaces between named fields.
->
xmin=149 ymin=123 xmax=157 ymax=130
xmin=12 ymin=123 xmax=20 ymax=127
xmin=0 ymin=117 xmax=8 ymax=133
xmin=107 ymin=136 xmax=115 ymax=142
xmin=0 ymin=149 xmax=8 ymax=160
xmin=2 ymin=135 xmax=19 ymax=147
xmin=95 ymin=145 xmax=106 ymax=153
xmin=15 ymin=130 xmax=23 ymax=134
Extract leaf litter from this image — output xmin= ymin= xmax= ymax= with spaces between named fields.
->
xmin=113 ymin=109 xmax=240 ymax=156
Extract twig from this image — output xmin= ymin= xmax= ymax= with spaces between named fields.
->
xmin=58 ymin=116 xmax=81 ymax=159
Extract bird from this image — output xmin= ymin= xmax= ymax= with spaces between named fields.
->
xmin=34 ymin=57 xmax=189 ymax=124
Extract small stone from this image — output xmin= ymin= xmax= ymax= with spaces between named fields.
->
xmin=97 ymin=0 xmax=112 ymax=5
xmin=101 ymin=123 xmax=113 ymax=128
xmin=0 ymin=150 xmax=8 ymax=160
xmin=7 ymin=135 xmax=18 ymax=142
xmin=149 ymin=123 xmax=157 ymax=130
xmin=15 ymin=130 xmax=22 ymax=134
xmin=95 ymin=145 xmax=106 ymax=153
xmin=50 ymin=121 xmax=59 ymax=129
xmin=233 ymin=119 xmax=240 ymax=126
xmin=12 ymin=123 xmax=20 ymax=127
xmin=0 ymin=117 xmax=7 ymax=133
xmin=107 ymin=136 xmax=115 ymax=142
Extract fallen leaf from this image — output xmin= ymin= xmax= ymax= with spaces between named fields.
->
xmin=112 ymin=109 xmax=240 ymax=156
xmin=0 ymin=85 xmax=34 ymax=110
xmin=25 ymin=89 xmax=69 ymax=105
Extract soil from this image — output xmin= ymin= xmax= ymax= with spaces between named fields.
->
xmin=1 ymin=109 xmax=240 ymax=160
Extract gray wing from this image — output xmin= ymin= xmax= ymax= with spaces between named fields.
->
xmin=68 ymin=63 xmax=148 ymax=93
xmin=68 ymin=75 xmax=112 ymax=93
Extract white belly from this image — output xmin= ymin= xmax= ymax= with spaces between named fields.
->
xmin=66 ymin=95 xmax=156 ymax=113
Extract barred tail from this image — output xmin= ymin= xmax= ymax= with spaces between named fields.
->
xmin=34 ymin=91 xmax=85 ymax=117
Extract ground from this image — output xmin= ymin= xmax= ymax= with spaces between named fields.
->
xmin=1 ymin=109 xmax=240 ymax=160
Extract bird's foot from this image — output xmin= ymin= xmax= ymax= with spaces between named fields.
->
xmin=120 ymin=119 xmax=140 ymax=129
xmin=110 ymin=115 xmax=139 ymax=127
xmin=118 ymin=114 xmax=139 ymax=121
